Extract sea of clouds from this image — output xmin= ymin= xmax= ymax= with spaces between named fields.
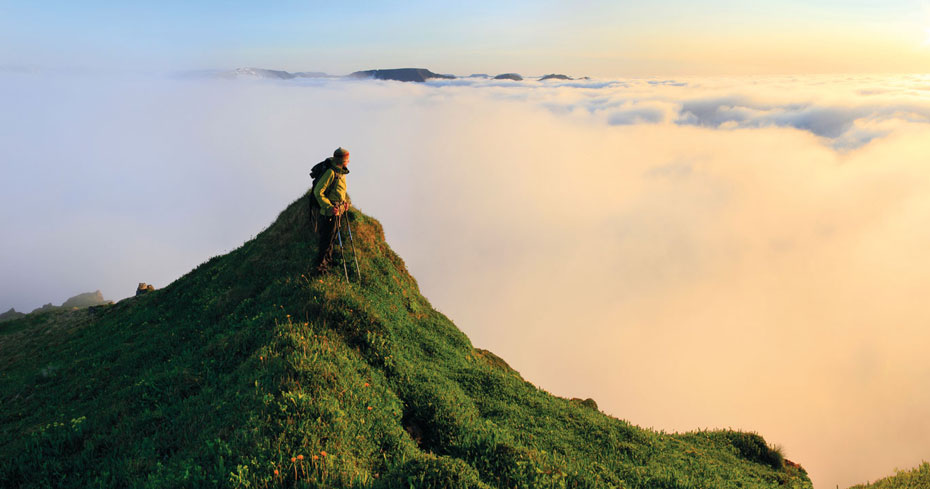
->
xmin=3 ymin=71 xmax=930 ymax=488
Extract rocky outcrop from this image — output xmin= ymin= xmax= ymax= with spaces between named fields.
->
xmin=136 ymin=283 xmax=155 ymax=296
xmin=493 ymin=73 xmax=523 ymax=81
xmin=348 ymin=68 xmax=455 ymax=83
xmin=19 ymin=291 xmax=111 ymax=316
xmin=540 ymin=73 xmax=572 ymax=81
xmin=0 ymin=308 xmax=26 ymax=322
xmin=61 ymin=290 xmax=109 ymax=309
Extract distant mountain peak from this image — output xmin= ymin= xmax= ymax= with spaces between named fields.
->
xmin=540 ymin=73 xmax=573 ymax=81
xmin=348 ymin=68 xmax=456 ymax=83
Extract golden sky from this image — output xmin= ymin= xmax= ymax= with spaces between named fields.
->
xmin=3 ymin=1 xmax=930 ymax=76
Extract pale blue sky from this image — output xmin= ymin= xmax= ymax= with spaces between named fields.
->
xmin=2 ymin=1 xmax=928 ymax=75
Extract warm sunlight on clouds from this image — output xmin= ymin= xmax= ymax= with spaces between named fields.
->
xmin=632 ymin=29 xmax=930 ymax=75
xmin=3 ymin=72 xmax=930 ymax=488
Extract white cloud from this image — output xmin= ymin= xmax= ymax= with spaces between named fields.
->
xmin=3 ymin=72 xmax=930 ymax=488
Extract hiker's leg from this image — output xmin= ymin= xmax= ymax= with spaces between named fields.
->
xmin=317 ymin=215 xmax=337 ymax=270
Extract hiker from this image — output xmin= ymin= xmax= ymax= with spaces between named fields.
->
xmin=311 ymin=147 xmax=350 ymax=272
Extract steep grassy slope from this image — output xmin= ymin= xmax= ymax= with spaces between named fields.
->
xmin=0 ymin=191 xmax=813 ymax=489
xmin=849 ymin=462 xmax=930 ymax=489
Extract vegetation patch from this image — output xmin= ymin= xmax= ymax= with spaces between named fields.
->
xmin=0 ymin=191 xmax=814 ymax=488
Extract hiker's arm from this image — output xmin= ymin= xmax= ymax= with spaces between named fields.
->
xmin=313 ymin=170 xmax=335 ymax=215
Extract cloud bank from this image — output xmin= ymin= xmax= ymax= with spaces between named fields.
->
xmin=3 ymin=72 xmax=930 ymax=488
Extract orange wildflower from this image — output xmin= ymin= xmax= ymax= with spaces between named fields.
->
xmin=312 ymin=455 xmax=319 ymax=461
xmin=364 ymin=382 xmax=370 ymax=387
xmin=297 ymin=454 xmax=304 ymax=461
xmin=320 ymin=451 xmax=327 ymax=457
xmin=290 ymin=457 xmax=296 ymax=463
xmin=367 ymin=406 xmax=372 ymax=410
xmin=274 ymin=469 xmax=279 ymax=476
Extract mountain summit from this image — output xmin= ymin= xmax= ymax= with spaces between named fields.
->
xmin=349 ymin=68 xmax=456 ymax=82
xmin=0 ymin=191 xmax=812 ymax=488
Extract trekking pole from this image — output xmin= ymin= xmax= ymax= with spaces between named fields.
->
xmin=344 ymin=213 xmax=362 ymax=280
xmin=335 ymin=214 xmax=350 ymax=282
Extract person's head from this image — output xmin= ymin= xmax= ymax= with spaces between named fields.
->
xmin=333 ymin=147 xmax=350 ymax=168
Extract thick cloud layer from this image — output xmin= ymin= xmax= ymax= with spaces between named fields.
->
xmin=3 ymin=72 xmax=930 ymax=488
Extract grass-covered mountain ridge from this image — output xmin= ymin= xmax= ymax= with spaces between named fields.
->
xmin=0 ymin=190 xmax=813 ymax=488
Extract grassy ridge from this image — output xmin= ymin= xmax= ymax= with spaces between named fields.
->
xmin=849 ymin=463 xmax=930 ymax=489
xmin=0 ymin=191 xmax=813 ymax=488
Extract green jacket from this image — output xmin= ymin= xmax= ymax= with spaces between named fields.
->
xmin=313 ymin=161 xmax=349 ymax=216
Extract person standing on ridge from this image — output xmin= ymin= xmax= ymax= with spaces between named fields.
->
xmin=311 ymin=147 xmax=350 ymax=273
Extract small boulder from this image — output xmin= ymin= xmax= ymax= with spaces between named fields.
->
xmin=136 ymin=283 xmax=156 ymax=296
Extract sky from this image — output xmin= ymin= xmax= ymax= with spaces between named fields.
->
xmin=3 ymin=2 xmax=930 ymax=489
xmin=2 ymin=0 xmax=930 ymax=76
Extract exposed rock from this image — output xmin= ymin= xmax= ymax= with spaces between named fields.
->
xmin=467 ymin=73 xmax=490 ymax=79
xmin=493 ymin=73 xmax=523 ymax=81
xmin=0 ymin=308 xmax=26 ymax=322
xmin=136 ymin=283 xmax=156 ymax=296
xmin=539 ymin=73 xmax=572 ymax=81
xmin=14 ymin=291 xmax=111 ymax=317
xmin=61 ymin=290 xmax=109 ymax=309
xmin=348 ymin=68 xmax=455 ymax=83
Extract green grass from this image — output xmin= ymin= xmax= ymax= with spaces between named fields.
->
xmin=849 ymin=462 xmax=930 ymax=489
xmin=0 ymin=190 xmax=813 ymax=488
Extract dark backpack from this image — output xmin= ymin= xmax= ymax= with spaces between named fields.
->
xmin=308 ymin=159 xmax=331 ymax=208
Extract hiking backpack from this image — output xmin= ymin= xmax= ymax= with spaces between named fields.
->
xmin=308 ymin=159 xmax=331 ymax=208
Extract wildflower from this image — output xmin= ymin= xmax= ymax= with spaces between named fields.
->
xmin=364 ymin=382 xmax=370 ymax=387
xmin=259 ymin=355 xmax=264 ymax=361
xmin=274 ymin=469 xmax=279 ymax=476
xmin=304 ymin=322 xmax=309 ymax=326
xmin=286 ymin=314 xmax=291 ymax=318
xmin=291 ymin=457 xmax=297 ymax=463
xmin=297 ymin=454 xmax=304 ymax=461
xmin=367 ymin=406 xmax=372 ymax=410
xmin=320 ymin=451 xmax=327 ymax=457
xmin=312 ymin=455 xmax=319 ymax=461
